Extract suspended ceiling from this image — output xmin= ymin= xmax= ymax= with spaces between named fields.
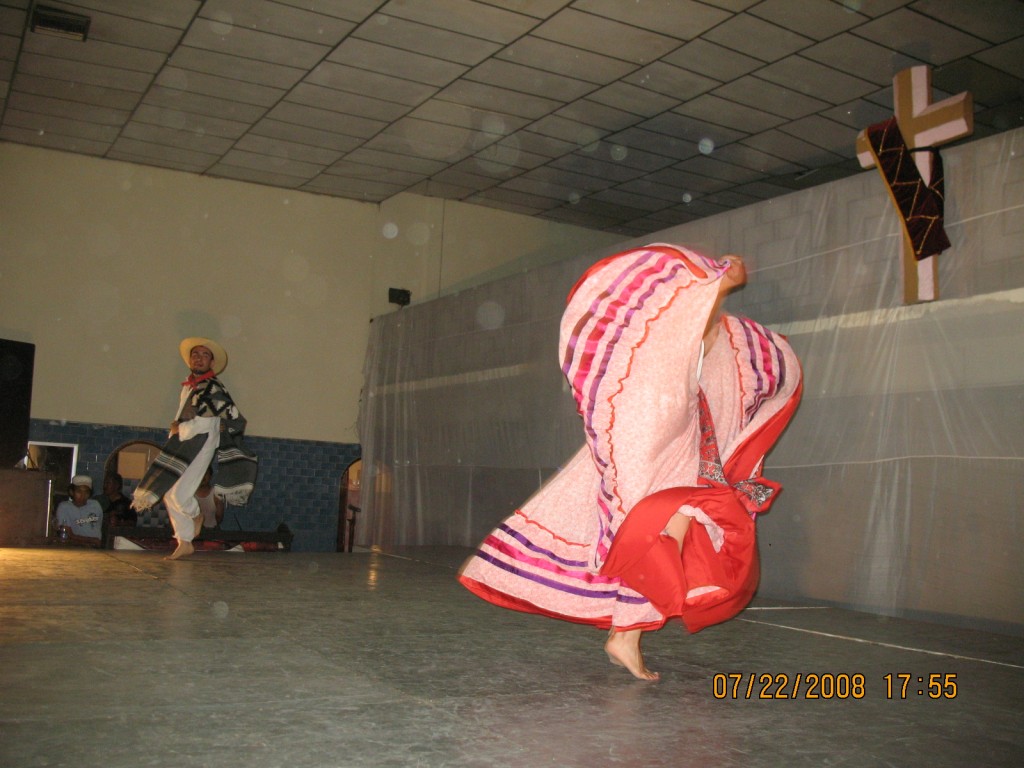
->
xmin=1 ymin=0 xmax=1022 ymax=236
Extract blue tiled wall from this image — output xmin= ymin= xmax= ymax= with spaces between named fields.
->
xmin=29 ymin=419 xmax=360 ymax=552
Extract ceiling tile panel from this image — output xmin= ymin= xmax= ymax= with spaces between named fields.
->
xmin=711 ymin=142 xmax=802 ymax=175
xmin=355 ymin=14 xmax=502 ymax=66
xmin=555 ymin=99 xmax=638 ymax=132
xmin=740 ymin=129 xmax=844 ymax=169
xmin=467 ymin=58 xmax=595 ymax=102
xmin=492 ymin=130 xmax=575 ymax=159
xmin=436 ymin=80 xmax=561 ymax=119
xmin=121 ymin=122 xmax=236 ymax=154
xmin=326 ymin=38 xmax=468 ymax=87
xmin=306 ymin=62 xmax=437 ymax=106
xmin=7 ymin=91 xmax=129 ymax=125
xmin=911 ymin=0 xmax=1024 ymax=44
xmin=89 ymin=0 xmax=201 ymax=28
xmin=3 ymin=108 xmax=120 ymax=142
xmin=532 ymin=9 xmax=681 ymax=65
xmin=444 ymin=155 xmax=523 ymax=181
xmin=131 ymin=104 xmax=250 ymax=138
xmin=288 ymin=83 xmax=410 ymax=122
xmin=756 ymin=55 xmax=877 ymax=104
xmin=638 ymin=112 xmax=747 ymax=149
xmin=408 ymin=100 xmax=529 ymax=136
xmin=342 ymin=147 xmax=447 ymax=175
xmin=155 ymin=67 xmax=285 ymax=107
xmin=582 ymin=143 xmax=679 ymax=173
xmin=275 ymin=0 xmax=381 ymax=23
xmin=548 ymin=153 xmax=647 ymax=184
xmin=71 ymin=9 xmax=186 ymax=52
xmin=323 ymin=161 xmax=425 ymax=187
xmin=0 ymin=6 xmax=27 ymax=36
xmin=623 ymin=61 xmax=719 ymax=100
xmin=673 ymin=93 xmax=787 ymax=134
xmin=264 ymin=101 xmax=386 ymax=138
xmin=975 ymin=37 xmax=1024 ymax=80
xmin=931 ymin=58 xmax=1024 ymax=108
xmin=168 ymin=47 xmax=306 ymax=89
xmin=13 ymin=74 xmax=140 ymax=111
xmin=588 ymin=187 xmax=673 ymax=213
xmin=749 ymin=0 xmax=865 ymax=40
xmin=499 ymin=175 xmax=576 ymax=203
xmin=528 ymin=114 xmax=606 ymax=145
xmin=498 ymin=36 xmax=635 ymax=83
xmin=475 ymin=0 xmax=570 ymax=19
xmin=802 ymin=34 xmax=924 ymax=86
xmin=778 ymin=114 xmax=860 ymax=157
xmin=703 ymin=14 xmax=813 ymax=62
xmin=586 ymin=81 xmax=678 ymax=117
xmin=644 ymin=167 xmax=733 ymax=195
xmin=701 ymin=188 xmax=761 ymax=208
xmin=674 ymin=154 xmax=766 ymax=184
xmin=821 ymin=98 xmax=897 ymax=131
xmin=712 ymin=75 xmax=829 ymax=119
xmin=233 ymin=134 xmax=342 ymax=165
xmin=198 ymin=0 xmax=356 ymax=43
xmin=249 ymin=119 xmax=364 ymax=153
xmin=429 ymin=166 xmax=501 ymax=191
xmin=606 ymin=125 xmax=701 ymax=162
xmin=572 ymin=0 xmax=730 ymax=40
xmin=218 ymin=148 xmax=325 ymax=179
xmin=469 ymin=185 xmax=556 ymax=212
xmin=663 ymin=39 xmax=762 ymax=82
xmin=379 ymin=0 xmax=539 ymax=43
xmin=2 ymin=124 xmax=108 ymax=154
xmin=21 ymin=34 xmax=168 ymax=73
xmin=143 ymin=86 xmax=267 ymax=122
xmin=521 ymin=164 xmax=616 ymax=193
xmin=471 ymin=139 xmax=552 ymax=172
xmin=182 ymin=24 xmax=331 ymax=69
xmin=109 ymin=137 xmax=218 ymax=169
xmin=613 ymin=177 xmax=696 ymax=204
xmin=853 ymin=9 xmax=989 ymax=66
xmin=208 ymin=163 xmax=308 ymax=187
xmin=14 ymin=52 xmax=150 ymax=91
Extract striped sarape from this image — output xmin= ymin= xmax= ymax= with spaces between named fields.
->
xmin=459 ymin=244 xmax=802 ymax=633
xmin=133 ymin=376 xmax=259 ymax=510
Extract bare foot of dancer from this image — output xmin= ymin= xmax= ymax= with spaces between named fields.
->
xmin=605 ymin=628 xmax=660 ymax=681
xmin=166 ymin=540 xmax=194 ymax=561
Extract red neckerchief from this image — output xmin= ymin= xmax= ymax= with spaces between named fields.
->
xmin=182 ymin=370 xmax=216 ymax=389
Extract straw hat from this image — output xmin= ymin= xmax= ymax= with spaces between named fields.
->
xmin=179 ymin=337 xmax=228 ymax=375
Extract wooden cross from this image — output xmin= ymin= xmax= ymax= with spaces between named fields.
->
xmin=855 ymin=66 xmax=973 ymax=303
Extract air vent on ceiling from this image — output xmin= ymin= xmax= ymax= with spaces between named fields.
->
xmin=30 ymin=5 xmax=90 ymax=41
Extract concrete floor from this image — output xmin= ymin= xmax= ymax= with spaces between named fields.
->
xmin=1 ymin=546 xmax=1021 ymax=768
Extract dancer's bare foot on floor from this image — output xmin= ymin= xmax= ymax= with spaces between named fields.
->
xmin=605 ymin=629 xmax=660 ymax=681
xmin=165 ymin=541 xmax=194 ymax=561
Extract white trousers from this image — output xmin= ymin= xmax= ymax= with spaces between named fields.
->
xmin=165 ymin=416 xmax=219 ymax=543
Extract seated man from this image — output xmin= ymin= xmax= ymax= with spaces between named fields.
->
xmin=96 ymin=472 xmax=137 ymax=528
xmin=55 ymin=474 xmax=103 ymax=547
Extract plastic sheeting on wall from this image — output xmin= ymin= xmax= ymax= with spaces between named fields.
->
xmin=358 ymin=128 xmax=1023 ymax=634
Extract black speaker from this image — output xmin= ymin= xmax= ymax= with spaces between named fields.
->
xmin=0 ymin=339 xmax=34 ymax=468
xmin=388 ymin=288 xmax=411 ymax=307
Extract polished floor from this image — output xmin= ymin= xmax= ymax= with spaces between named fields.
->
xmin=1 ymin=546 xmax=1021 ymax=768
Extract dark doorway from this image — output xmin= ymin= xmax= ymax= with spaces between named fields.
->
xmin=337 ymin=459 xmax=361 ymax=552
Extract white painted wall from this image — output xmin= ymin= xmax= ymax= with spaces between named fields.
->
xmin=0 ymin=143 xmax=619 ymax=442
